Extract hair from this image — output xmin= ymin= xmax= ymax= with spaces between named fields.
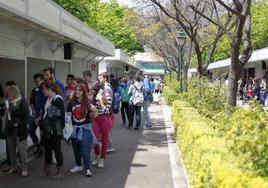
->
xmin=135 ymin=75 xmax=141 ymax=82
xmin=136 ymin=70 xmax=143 ymax=77
xmin=67 ymin=74 xmax=75 ymax=80
xmin=121 ymin=77 xmax=127 ymax=83
xmin=4 ymin=85 xmax=22 ymax=99
xmin=33 ymin=73 xmax=44 ymax=80
xmin=5 ymin=80 xmax=17 ymax=86
xmin=83 ymin=70 xmax=92 ymax=77
xmin=91 ymin=81 xmax=104 ymax=96
xmin=43 ymin=66 xmax=55 ymax=75
xmin=99 ymin=72 xmax=109 ymax=82
xmin=110 ymin=74 xmax=115 ymax=79
xmin=150 ymin=77 xmax=154 ymax=82
xmin=0 ymin=84 xmax=3 ymax=98
xmin=43 ymin=80 xmax=63 ymax=97
xmin=70 ymin=84 xmax=91 ymax=117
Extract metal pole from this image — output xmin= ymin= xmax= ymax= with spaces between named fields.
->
xmin=180 ymin=46 xmax=183 ymax=93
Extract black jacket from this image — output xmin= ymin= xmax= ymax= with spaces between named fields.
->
xmin=43 ymin=96 xmax=65 ymax=138
xmin=6 ymin=98 xmax=30 ymax=141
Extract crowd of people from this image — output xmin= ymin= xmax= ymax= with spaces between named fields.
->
xmin=0 ymin=67 xmax=164 ymax=179
xmin=238 ymin=76 xmax=268 ymax=106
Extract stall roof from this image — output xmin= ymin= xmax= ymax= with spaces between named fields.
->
xmin=0 ymin=0 xmax=115 ymax=56
xmin=208 ymin=46 xmax=268 ymax=70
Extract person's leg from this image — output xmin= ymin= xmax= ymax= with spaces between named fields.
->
xmin=121 ymin=103 xmax=126 ymax=124
xmin=92 ymin=118 xmax=101 ymax=156
xmin=99 ymin=116 xmax=111 ymax=160
xmin=135 ymin=106 xmax=142 ymax=129
xmin=128 ymin=103 xmax=134 ymax=128
xmin=51 ymin=135 xmax=64 ymax=178
xmin=6 ymin=136 xmax=17 ymax=171
xmin=143 ymin=101 xmax=152 ymax=128
xmin=29 ymin=117 xmax=39 ymax=145
xmin=81 ymin=129 xmax=92 ymax=173
xmin=44 ymin=138 xmax=52 ymax=165
xmin=125 ymin=102 xmax=130 ymax=121
xmin=16 ymin=138 xmax=28 ymax=176
xmin=71 ymin=138 xmax=82 ymax=167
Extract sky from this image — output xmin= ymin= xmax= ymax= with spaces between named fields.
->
xmin=102 ymin=0 xmax=135 ymax=7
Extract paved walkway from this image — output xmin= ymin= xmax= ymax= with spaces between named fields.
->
xmin=0 ymin=103 xmax=188 ymax=188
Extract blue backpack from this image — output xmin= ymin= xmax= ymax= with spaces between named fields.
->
xmin=107 ymin=83 xmax=121 ymax=114
xmin=112 ymin=92 xmax=121 ymax=114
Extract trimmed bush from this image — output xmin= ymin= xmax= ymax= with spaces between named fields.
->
xmin=172 ymin=100 xmax=268 ymax=188
xmin=163 ymin=86 xmax=180 ymax=105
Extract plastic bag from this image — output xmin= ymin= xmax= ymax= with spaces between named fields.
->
xmin=63 ymin=114 xmax=73 ymax=140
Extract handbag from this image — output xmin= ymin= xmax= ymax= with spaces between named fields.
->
xmin=63 ymin=113 xmax=73 ymax=140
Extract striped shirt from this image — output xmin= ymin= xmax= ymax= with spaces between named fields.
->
xmin=94 ymin=82 xmax=113 ymax=115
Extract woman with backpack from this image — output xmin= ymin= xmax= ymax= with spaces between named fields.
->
xmin=117 ymin=77 xmax=129 ymax=126
xmin=128 ymin=75 xmax=144 ymax=130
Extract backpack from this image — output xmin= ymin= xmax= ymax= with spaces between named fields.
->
xmin=120 ymin=87 xmax=129 ymax=102
xmin=112 ymin=92 xmax=121 ymax=114
xmin=107 ymin=83 xmax=121 ymax=114
xmin=132 ymin=84 xmax=144 ymax=106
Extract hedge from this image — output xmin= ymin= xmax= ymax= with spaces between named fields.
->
xmin=172 ymin=100 xmax=268 ymax=188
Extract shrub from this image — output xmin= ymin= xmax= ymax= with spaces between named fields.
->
xmin=163 ymin=86 xmax=181 ymax=105
xmin=227 ymin=101 xmax=268 ymax=176
xmin=172 ymin=100 xmax=268 ymax=187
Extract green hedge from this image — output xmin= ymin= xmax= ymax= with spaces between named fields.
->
xmin=172 ymin=100 xmax=268 ymax=188
xmin=163 ymin=86 xmax=181 ymax=105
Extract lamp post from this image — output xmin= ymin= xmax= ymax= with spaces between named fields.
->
xmin=177 ymin=30 xmax=186 ymax=93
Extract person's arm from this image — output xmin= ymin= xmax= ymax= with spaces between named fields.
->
xmin=29 ymin=89 xmax=36 ymax=116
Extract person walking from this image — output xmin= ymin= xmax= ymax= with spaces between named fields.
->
xmin=91 ymin=79 xmax=113 ymax=168
xmin=41 ymin=81 xmax=65 ymax=179
xmin=4 ymin=85 xmax=30 ymax=177
xmin=29 ymin=73 xmax=45 ymax=156
xmin=143 ymin=75 xmax=153 ymax=129
xmin=117 ymin=77 xmax=129 ymax=126
xmin=128 ymin=75 xmax=144 ymax=130
xmin=68 ymin=84 xmax=97 ymax=177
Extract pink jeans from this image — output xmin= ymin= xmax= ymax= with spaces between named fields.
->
xmin=92 ymin=115 xmax=112 ymax=159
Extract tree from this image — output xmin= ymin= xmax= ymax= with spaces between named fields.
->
xmin=136 ymin=0 xmax=230 ymax=76
xmin=53 ymin=0 xmax=143 ymax=55
xmin=191 ymin=0 xmax=253 ymax=107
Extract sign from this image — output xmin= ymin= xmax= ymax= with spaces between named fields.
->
xmin=91 ymin=63 xmax=96 ymax=71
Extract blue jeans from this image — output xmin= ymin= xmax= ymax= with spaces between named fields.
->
xmin=128 ymin=103 xmax=141 ymax=128
xmin=71 ymin=129 xmax=93 ymax=171
xmin=259 ymin=91 xmax=267 ymax=106
xmin=143 ymin=101 xmax=152 ymax=127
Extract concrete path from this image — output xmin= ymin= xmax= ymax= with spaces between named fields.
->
xmin=0 ymin=103 xmax=188 ymax=188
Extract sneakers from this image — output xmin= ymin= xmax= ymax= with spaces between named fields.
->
xmin=85 ymin=169 xmax=93 ymax=177
xmin=144 ymin=125 xmax=152 ymax=130
xmin=21 ymin=167 xmax=28 ymax=177
xmin=70 ymin=165 xmax=83 ymax=173
xmin=92 ymin=155 xmax=101 ymax=166
xmin=106 ymin=147 xmax=116 ymax=153
xmin=97 ymin=159 xmax=104 ymax=168
xmin=122 ymin=123 xmax=126 ymax=126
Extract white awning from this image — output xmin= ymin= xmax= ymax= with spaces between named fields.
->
xmin=0 ymin=0 xmax=115 ymax=56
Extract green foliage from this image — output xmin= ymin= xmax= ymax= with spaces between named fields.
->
xmin=227 ymin=101 xmax=268 ymax=176
xmin=163 ymin=74 xmax=180 ymax=92
xmin=163 ymin=86 xmax=180 ymax=105
xmin=53 ymin=0 xmax=143 ymax=55
xmin=172 ymin=100 xmax=268 ymax=187
xmin=211 ymin=0 xmax=268 ymax=61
